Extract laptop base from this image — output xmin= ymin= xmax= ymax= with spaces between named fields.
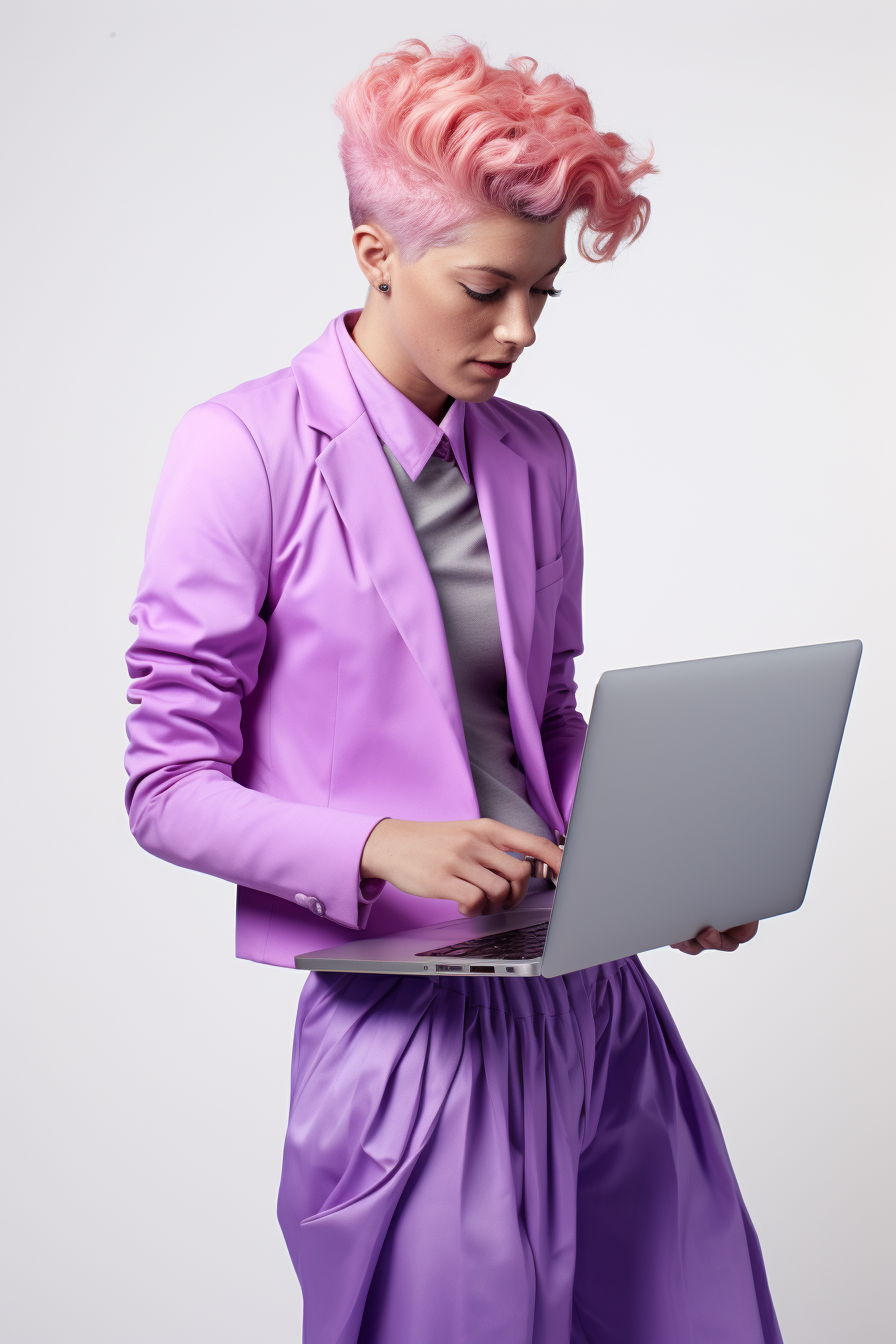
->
xmin=295 ymin=907 xmax=548 ymax=976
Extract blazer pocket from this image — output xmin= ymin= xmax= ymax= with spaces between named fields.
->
xmin=534 ymin=555 xmax=564 ymax=591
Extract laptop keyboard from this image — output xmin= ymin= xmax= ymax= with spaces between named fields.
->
xmin=416 ymin=921 xmax=549 ymax=961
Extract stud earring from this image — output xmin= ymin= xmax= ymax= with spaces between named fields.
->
xmin=377 ymin=282 xmax=389 ymax=292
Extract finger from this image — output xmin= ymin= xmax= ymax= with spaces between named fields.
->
xmin=671 ymin=938 xmax=704 ymax=955
xmin=456 ymin=860 xmax=512 ymax=906
xmin=474 ymin=847 xmax=532 ymax=887
xmin=502 ymin=870 xmax=531 ymax=911
xmin=474 ymin=848 xmax=535 ymax=911
xmin=446 ymin=876 xmax=493 ymax=918
xmin=457 ymin=848 xmax=531 ymax=913
xmin=696 ymin=926 xmax=740 ymax=952
xmin=723 ymin=920 xmax=759 ymax=944
xmin=460 ymin=849 xmax=536 ymax=906
xmin=480 ymin=822 xmax=563 ymax=876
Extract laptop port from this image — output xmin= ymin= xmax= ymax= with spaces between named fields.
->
xmin=470 ymin=965 xmax=495 ymax=973
xmin=435 ymin=964 xmax=463 ymax=972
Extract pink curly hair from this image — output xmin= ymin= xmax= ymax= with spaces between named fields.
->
xmin=334 ymin=38 xmax=656 ymax=264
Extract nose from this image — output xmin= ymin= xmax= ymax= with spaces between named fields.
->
xmin=493 ymin=300 xmax=537 ymax=352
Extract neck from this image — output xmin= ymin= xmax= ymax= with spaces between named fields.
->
xmin=349 ymin=300 xmax=452 ymax=423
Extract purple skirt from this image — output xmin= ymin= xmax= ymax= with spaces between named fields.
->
xmin=278 ymin=957 xmax=782 ymax=1344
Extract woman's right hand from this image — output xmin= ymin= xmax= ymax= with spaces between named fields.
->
xmin=359 ymin=818 xmax=563 ymax=918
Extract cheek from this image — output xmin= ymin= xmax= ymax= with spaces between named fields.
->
xmin=413 ymin=301 xmax=487 ymax=367
xmin=395 ymin=280 xmax=491 ymax=384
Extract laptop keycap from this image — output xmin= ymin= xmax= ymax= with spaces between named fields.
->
xmin=416 ymin=921 xmax=549 ymax=961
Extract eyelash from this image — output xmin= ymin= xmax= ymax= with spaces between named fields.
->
xmin=461 ymin=284 xmax=562 ymax=302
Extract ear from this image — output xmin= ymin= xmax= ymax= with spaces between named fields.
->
xmin=351 ymin=222 xmax=399 ymax=288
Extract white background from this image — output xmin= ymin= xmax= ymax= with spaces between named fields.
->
xmin=2 ymin=2 xmax=893 ymax=1340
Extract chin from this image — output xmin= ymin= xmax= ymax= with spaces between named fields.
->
xmin=452 ymin=377 xmax=499 ymax=404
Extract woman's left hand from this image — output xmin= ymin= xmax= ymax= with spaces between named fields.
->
xmin=671 ymin=921 xmax=759 ymax=956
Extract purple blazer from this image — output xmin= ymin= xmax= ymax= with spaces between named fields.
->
xmin=125 ymin=311 xmax=587 ymax=968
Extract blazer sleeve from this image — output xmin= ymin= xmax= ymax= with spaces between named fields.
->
xmin=538 ymin=413 xmax=588 ymax=829
xmin=124 ymin=401 xmax=386 ymax=930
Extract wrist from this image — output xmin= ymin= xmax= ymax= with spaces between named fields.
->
xmin=359 ymin=817 xmax=394 ymax=881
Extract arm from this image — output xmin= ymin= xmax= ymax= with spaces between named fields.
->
xmin=124 ymin=401 xmax=386 ymax=929
xmin=538 ymin=413 xmax=588 ymax=829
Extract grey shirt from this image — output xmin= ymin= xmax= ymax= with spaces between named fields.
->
xmin=381 ymin=436 xmax=555 ymax=852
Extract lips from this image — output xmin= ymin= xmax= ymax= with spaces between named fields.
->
xmin=472 ymin=359 xmax=515 ymax=379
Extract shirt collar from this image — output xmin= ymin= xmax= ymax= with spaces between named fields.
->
xmin=335 ymin=309 xmax=469 ymax=484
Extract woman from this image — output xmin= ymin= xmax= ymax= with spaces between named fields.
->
xmin=125 ymin=39 xmax=781 ymax=1344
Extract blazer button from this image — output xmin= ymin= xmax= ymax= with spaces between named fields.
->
xmin=294 ymin=894 xmax=326 ymax=917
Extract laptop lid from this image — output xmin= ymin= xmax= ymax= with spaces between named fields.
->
xmin=540 ymin=640 xmax=862 ymax=977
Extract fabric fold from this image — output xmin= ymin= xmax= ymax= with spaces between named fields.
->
xmin=278 ymin=959 xmax=782 ymax=1344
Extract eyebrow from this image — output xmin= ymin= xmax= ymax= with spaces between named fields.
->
xmin=457 ymin=257 xmax=566 ymax=282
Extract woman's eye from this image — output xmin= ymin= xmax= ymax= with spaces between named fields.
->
xmin=461 ymin=284 xmax=502 ymax=302
xmin=460 ymin=282 xmax=562 ymax=301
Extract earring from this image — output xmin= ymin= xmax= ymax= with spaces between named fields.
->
xmin=377 ymin=282 xmax=389 ymax=292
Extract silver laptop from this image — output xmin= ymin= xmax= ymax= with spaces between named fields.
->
xmin=295 ymin=640 xmax=862 ymax=979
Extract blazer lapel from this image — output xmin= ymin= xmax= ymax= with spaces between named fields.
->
xmin=466 ymin=410 xmax=565 ymax=833
xmin=292 ymin=315 xmax=563 ymax=830
xmin=292 ymin=320 xmax=469 ymax=764
xmin=316 ymin=415 xmax=469 ymax=763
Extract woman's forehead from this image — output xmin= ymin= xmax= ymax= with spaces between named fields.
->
xmin=425 ymin=213 xmax=569 ymax=277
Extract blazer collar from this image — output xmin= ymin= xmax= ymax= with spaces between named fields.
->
xmin=290 ymin=310 xmax=367 ymax=439
xmin=335 ymin=310 xmax=469 ymax=482
xmin=293 ymin=310 xmax=469 ymax=481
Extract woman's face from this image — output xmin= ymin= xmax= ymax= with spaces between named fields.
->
xmin=351 ymin=210 xmax=569 ymax=417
